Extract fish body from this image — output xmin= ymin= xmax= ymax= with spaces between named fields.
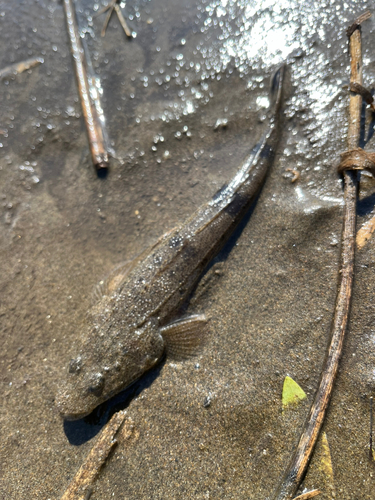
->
xmin=56 ymin=66 xmax=285 ymax=420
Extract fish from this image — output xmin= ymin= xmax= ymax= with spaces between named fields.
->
xmin=56 ymin=65 xmax=286 ymax=420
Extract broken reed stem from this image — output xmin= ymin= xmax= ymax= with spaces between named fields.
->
xmin=0 ymin=57 xmax=44 ymax=80
xmin=100 ymin=0 xmax=133 ymax=38
xmin=100 ymin=0 xmax=116 ymax=37
xmin=270 ymin=14 xmax=369 ymax=500
xmin=63 ymin=0 xmax=109 ymax=172
xmin=114 ymin=3 xmax=132 ymax=37
xmin=60 ymin=411 xmax=130 ymax=500
xmin=293 ymin=490 xmax=320 ymax=500
xmin=370 ymin=397 xmax=374 ymax=460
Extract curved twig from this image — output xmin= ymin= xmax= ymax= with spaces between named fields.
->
xmin=270 ymin=11 xmax=370 ymax=500
xmin=60 ymin=411 xmax=132 ymax=500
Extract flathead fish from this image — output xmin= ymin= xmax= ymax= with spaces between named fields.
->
xmin=56 ymin=65 xmax=286 ymax=420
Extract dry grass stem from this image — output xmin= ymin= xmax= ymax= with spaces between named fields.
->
xmin=100 ymin=0 xmax=133 ymax=38
xmin=60 ymin=411 xmax=130 ymax=500
xmin=114 ymin=4 xmax=132 ymax=37
xmin=63 ymin=0 xmax=109 ymax=172
xmin=270 ymin=11 xmax=370 ymax=500
xmin=293 ymin=490 xmax=320 ymax=500
xmin=0 ymin=57 xmax=44 ymax=79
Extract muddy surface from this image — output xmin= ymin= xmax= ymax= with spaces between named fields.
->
xmin=1 ymin=0 xmax=375 ymax=498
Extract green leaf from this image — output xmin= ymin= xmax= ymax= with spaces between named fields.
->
xmin=282 ymin=376 xmax=307 ymax=407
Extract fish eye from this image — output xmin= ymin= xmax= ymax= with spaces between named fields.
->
xmin=68 ymin=356 xmax=83 ymax=374
xmin=87 ymin=372 xmax=105 ymax=396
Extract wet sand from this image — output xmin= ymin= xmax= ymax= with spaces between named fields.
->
xmin=1 ymin=0 xmax=375 ymax=498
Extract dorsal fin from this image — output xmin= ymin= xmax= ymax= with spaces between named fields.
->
xmin=91 ymin=260 xmax=135 ymax=304
xmin=91 ymin=226 xmax=179 ymax=305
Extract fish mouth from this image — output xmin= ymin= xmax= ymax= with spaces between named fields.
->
xmin=55 ymin=389 xmax=94 ymax=421
xmin=58 ymin=406 xmax=92 ymax=421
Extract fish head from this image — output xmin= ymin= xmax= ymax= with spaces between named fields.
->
xmin=55 ymin=353 xmax=107 ymax=421
xmin=55 ymin=319 xmax=165 ymax=420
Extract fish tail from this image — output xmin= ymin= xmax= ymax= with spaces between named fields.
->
xmin=269 ymin=64 xmax=286 ymax=116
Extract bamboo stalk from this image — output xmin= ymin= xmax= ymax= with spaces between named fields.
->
xmin=270 ymin=12 xmax=370 ymax=500
xmin=63 ymin=0 xmax=109 ymax=173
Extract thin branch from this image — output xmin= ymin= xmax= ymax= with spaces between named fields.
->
xmin=370 ymin=397 xmax=374 ymax=460
xmin=356 ymin=215 xmax=375 ymax=249
xmin=96 ymin=0 xmax=116 ymax=16
xmin=293 ymin=490 xmax=320 ymax=500
xmin=100 ymin=0 xmax=133 ymax=38
xmin=63 ymin=0 xmax=109 ymax=173
xmin=114 ymin=4 xmax=132 ymax=38
xmin=346 ymin=10 xmax=371 ymax=38
xmin=60 ymin=411 xmax=131 ymax=500
xmin=349 ymin=82 xmax=375 ymax=111
xmin=270 ymin=12 xmax=370 ymax=500
xmin=0 ymin=57 xmax=43 ymax=80
xmin=100 ymin=0 xmax=117 ymax=37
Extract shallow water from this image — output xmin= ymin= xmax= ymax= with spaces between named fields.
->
xmin=1 ymin=0 xmax=375 ymax=498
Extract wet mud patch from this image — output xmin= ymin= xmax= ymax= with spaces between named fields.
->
xmin=1 ymin=1 xmax=375 ymax=499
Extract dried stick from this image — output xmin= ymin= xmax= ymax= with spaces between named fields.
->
xmin=349 ymin=82 xmax=375 ymax=111
xmin=293 ymin=490 xmax=320 ymax=500
xmin=370 ymin=396 xmax=374 ymax=460
xmin=0 ymin=57 xmax=44 ymax=80
xmin=60 ymin=411 xmax=131 ymax=500
xmin=346 ymin=10 xmax=371 ymax=37
xmin=100 ymin=0 xmax=117 ymax=37
xmin=63 ymin=0 xmax=109 ymax=172
xmin=114 ymin=3 xmax=132 ymax=38
xmin=357 ymin=214 xmax=375 ymax=249
xmin=270 ymin=12 xmax=370 ymax=500
xmin=100 ymin=0 xmax=133 ymax=38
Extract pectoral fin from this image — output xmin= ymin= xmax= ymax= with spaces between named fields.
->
xmin=160 ymin=314 xmax=208 ymax=360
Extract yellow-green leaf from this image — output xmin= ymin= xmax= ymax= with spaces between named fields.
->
xmin=319 ymin=432 xmax=334 ymax=479
xmin=282 ymin=376 xmax=307 ymax=407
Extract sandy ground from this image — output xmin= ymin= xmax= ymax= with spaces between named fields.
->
xmin=1 ymin=0 xmax=375 ymax=498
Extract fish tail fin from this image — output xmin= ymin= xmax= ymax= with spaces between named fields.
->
xmin=269 ymin=64 xmax=286 ymax=115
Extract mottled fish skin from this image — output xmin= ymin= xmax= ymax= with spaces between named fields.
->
xmin=56 ymin=66 xmax=286 ymax=420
